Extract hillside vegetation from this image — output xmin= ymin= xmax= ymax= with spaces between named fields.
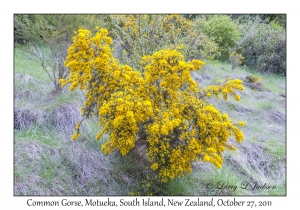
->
xmin=14 ymin=14 xmax=286 ymax=196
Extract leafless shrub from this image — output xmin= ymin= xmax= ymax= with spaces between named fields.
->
xmin=15 ymin=15 xmax=106 ymax=92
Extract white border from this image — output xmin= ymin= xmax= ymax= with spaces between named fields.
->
xmin=2 ymin=0 xmax=297 ymax=209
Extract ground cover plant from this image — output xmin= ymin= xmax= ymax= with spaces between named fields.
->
xmin=14 ymin=14 xmax=286 ymax=196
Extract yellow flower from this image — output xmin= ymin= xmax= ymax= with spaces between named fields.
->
xmin=151 ymin=163 xmax=159 ymax=170
xmin=63 ymin=27 xmax=245 ymax=184
xmin=206 ymin=148 xmax=217 ymax=154
xmin=203 ymin=155 xmax=211 ymax=162
xmin=72 ymin=133 xmax=80 ymax=141
xmin=238 ymin=121 xmax=246 ymax=126
xmin=235 ymin=94 xmax=241 ymax=101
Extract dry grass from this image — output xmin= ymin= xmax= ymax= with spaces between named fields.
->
xmin=244 ymin=82 xmax=270 ymax=92
xmin=14 ymin=122 xmax=142 ymax=195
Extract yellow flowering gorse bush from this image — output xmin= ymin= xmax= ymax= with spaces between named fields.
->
xmin=60 ymin=28 xmax=245 ymax=183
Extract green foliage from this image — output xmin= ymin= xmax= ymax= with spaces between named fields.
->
xmin=232 ymin=14 xmax=286 ymax=28
xmin=199 ymin=15 xmax=241 ymax=61
xmin=106 ymin=14 xmax=218 ymax=70
xmin=183 ymin=18 xmax=219 ymax=61
xmin=235 ymin=17 xmax=286 ymax=75
xmin=14 ymin=14 xmax=106 ymax=92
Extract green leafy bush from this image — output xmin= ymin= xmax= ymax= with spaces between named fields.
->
xmin=198 ymin=15 xmax=240 ymax=61
xmin=235 ymin=17 xmax=286 ymax=75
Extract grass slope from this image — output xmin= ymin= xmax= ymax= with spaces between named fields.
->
xmin=14 ymin=48 xmax=286 ymax=196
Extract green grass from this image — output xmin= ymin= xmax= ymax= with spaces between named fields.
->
xmin=264 ymin=139 xmax=286 ymax=157
xmin=202 ymin=61 xmax=285 ymax=94
xmin=260 ymin=74 xmax=285 ymax=94
xmin=14 ymin=47 xmax=50 ymax=82
xmin=14 ymin=125 xmax=62 ymax=148
xmin=75 ymin=119 xmax=105 ymax=151
xmin=256 ymin=101 xmax=274 ymax=110
xmin=44 ymin=90 xmax=83 ymax=110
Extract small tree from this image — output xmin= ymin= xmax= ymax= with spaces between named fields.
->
xmin=199 ymin=15 xmax=241 ymax=61
xmin=14 ymin=14 xmax=105 ymax=93
xmin=60 ymin=28 xmax=245 ymax=190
